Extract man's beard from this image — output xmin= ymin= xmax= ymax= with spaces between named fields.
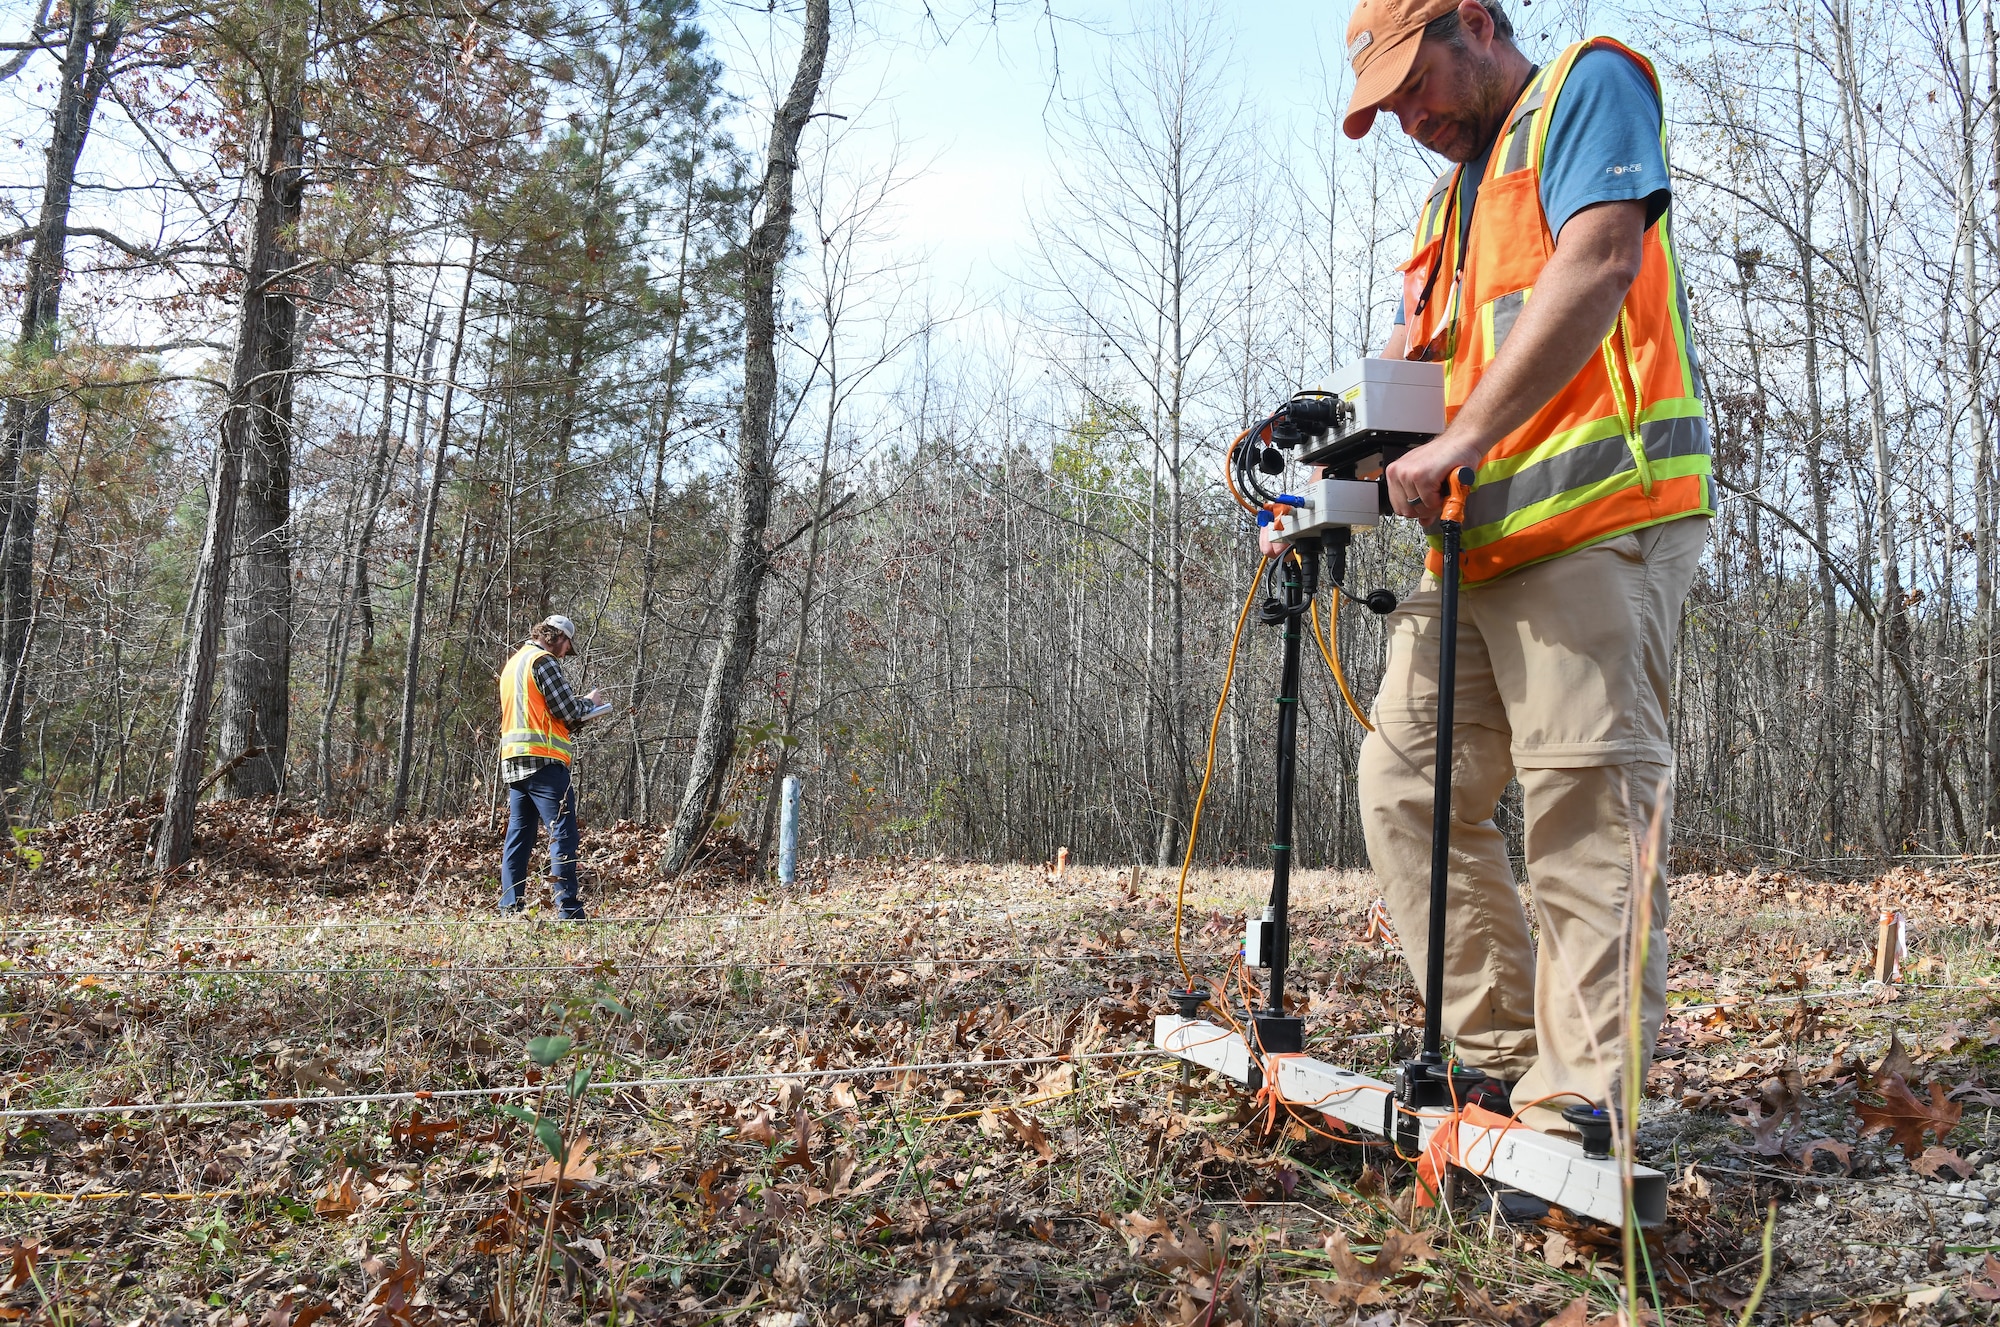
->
xmin=1415 ymin=47 xmax=1513 ymax=163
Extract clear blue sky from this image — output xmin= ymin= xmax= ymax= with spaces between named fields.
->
xmin=701 ymin=1 xmax=1631 ymax=301
xmin=705 ymin=1 xmax=1360 ymax=299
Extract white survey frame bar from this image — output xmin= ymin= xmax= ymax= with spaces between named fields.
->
xmin=1156 ymin=1015 xmax=1665 ymax=1228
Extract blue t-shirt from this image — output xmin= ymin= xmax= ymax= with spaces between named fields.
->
xmin=1396 ymin=48 xmax=1668 ymax=325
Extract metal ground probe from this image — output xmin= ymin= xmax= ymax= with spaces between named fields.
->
xmin=1243 ymin=536 xmax=1320 ymax=1084
xmin=1393 ymin=466 xmax=1487 ymax=1150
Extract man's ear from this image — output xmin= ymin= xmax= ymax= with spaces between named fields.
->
xmin=1457 ymin=0 xmax=1496 ymax=48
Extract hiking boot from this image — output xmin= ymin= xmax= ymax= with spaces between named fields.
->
xmin=1463 ymin=1075 xmax=1514 ymax=1116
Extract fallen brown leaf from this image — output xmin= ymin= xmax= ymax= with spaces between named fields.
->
xmin=1912 ymin=1146 xmax=1976 ymax=1180
xmin=1453 ymin=1275 xmax=1539 ymax=1327
xmin=1316 ymin=1229 xmax=1433 ymax=1309
xmin=1147 ymin=1219 xmax=1245 ymax=1324
xmin=524 ymin=1137 xmax=598 ymax=1188
xmin=887 ymin=1240 xmax=965 ymax=1316
xmin=1540 ymin=1298 xmax=1624 ymax=1327
xmin=1799 ymin=1138 xmax=1854 ymax=1175
xmin=1965 ymin=1253 xmax=2000 ymax=1302
xmin=737 ymin=1106 xmax=779 ymax=1147
xmin=274 ymin=1044 xmax=347 ymax=1095
xmin=996 ymin=1107 xmax=1056 ymax=1161
xmin=1117 ymin=1210 xmax=1171 ymax=1254
xmin=1934 ymin=1022 xmax=1972 ymax=1054
xmin=774 ymin=1109 xmax=813 ymax=1173
xmin=1730 ymin=1101 xmax=1792 ymax=1157
xmin=0 ymin=1241 xmax=37 ymax=1296
xmin=1871 ymin=1029 xmax=1916 ymax=1086
xmin=357 ymin=1230 xmax=425 ymax=1327
xmin=314 ymin=1168 xmax=362 ymax=1220
xmin=391 ymin=1108 xmax=460 ymax=1155
xmin=261 ymin=1296 xmax=332 ymax=1327
xmin=1856 ymin=1075 xmax=1965 ymax=1161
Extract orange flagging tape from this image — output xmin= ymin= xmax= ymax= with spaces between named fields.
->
xmin=1414 ymin=1101 xmax=1526 ymax=1207
xmin=1251 ymin=1053 xmax=1311 ymax=1135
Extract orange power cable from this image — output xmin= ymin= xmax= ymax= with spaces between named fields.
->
xmin=1310 ymin=594 xmax=1373 ymax=732
xmin=1172 ymin=557 xmax=1269 ymax=991
xmin=1223 ymin=425 xmax=1256 ymax=513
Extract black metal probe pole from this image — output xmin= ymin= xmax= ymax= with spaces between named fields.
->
xmin=1251 ymin=541 xmax=1312 ymax=1072
xmin=1395 ymin=467 xmax=1482 ymax=1140
xmin=1421 ymin=510 xmax=1462 ymax=1060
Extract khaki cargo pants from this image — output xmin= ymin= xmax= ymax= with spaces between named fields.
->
xmin=1358 ymin=516 xmax=1707 ymax=1133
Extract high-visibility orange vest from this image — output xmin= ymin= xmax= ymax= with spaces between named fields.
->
xmin=499 ymin=643 xmax=572 ymax=765
xmin=1399 ymin=38 xmax=1712 ymax=584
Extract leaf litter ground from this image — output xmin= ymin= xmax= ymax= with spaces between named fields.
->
xmin=1 ymin=799 xmax=1998 ymax=1323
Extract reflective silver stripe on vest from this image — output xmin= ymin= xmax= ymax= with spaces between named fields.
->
xmin=1502 ymin=114 xmax=1538 ymax=174
xmin=1419 ymin=169 xmax=1456 ymax=241
xmin=502 ymin=729 xmax=572 ymax=747
xmin=1491 ymin=289 xmax=1529 ymax=353
xmin=1465 ymin=414 xmax=1711 ymax=529
xmin=1499 ymin=83 xmax=1548 ymax=175
xmin=1506 ymin=81 xmax=1548 ymax=129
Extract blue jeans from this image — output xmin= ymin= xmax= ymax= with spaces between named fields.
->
xmin=500 ymin=763 xmax=581 ymax=915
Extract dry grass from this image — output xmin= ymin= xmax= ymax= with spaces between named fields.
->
xmin=0 ymin=801 xmax=1994 ymax=1324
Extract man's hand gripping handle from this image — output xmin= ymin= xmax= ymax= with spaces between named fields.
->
xmin=1438 ymin=466 xmax=1474 ymax=527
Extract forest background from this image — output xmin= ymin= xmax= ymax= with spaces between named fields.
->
xmin=0 ymin=0 xmax=1973 ymax=878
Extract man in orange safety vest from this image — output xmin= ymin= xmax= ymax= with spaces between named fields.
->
xmin=498 ymin=615 xmax=607 ymax=919
xmin=1337 ymin=0 xmax=1710 ymax=1135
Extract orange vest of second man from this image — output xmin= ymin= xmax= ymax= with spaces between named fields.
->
xmin=499 ymin=643 xmax=573 ymax=765
xmin=1399 ymin=37 xmax=1712 ymax=585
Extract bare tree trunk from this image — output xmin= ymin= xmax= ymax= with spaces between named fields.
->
xmin=388 ymin=243 xmax=477 ymax=821
xmin=627 ymin=169 xmax=698 ymax=824
xmin=629 ymin=404 xmax=672 ymax=824
xmin=1986 ymin=3 xmax=2000 ymax=835
xmin=318 ymin=268 xmax=398 ymax=809
xmin=1790 ymin=24 xmax=1839 ymax=851
xmin=1164 ymin=211 xmax=1188 ymax=870
xmin=0 ymin=0 xmax=122 ymax=809
xmin=424 ymin=388 xmax=496 ymax=816
xmin=216 ymin=252 xmax=308 ymax=799
xmin=661 ymin=0 xmax=830 ymax=875
xmin=1829 ymin=0 xmax=1920 ymax=851
xmin=156 ymin=79 xmax=306 ymax=870
xmin=1958 ymin=0 xmax=1992 ymax=844
xmin=754 ymin=362 xmax=839 ymax=866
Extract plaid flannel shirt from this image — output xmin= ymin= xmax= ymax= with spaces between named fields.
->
xmin=501 ymin=650 xmax=596 ymax=785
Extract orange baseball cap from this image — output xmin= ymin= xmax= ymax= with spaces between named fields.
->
xmin=1343 ymin=0 xmax=1462 ymax=138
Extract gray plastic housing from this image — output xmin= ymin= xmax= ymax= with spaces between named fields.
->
xmin=1297 ymin=358 xmax=1446 ymax=472
xmin=1266 ymin=477 xmax=1382 ymax=542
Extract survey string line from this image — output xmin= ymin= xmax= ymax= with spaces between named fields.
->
xmin=0 ymin=1048 xmax=1168 ymax=1119
xmin=1666 ymin=980 xmax=1997 ymax=1016
xmin=0 ymin=953 xmax=1184 ymax=981
xmin=0 ymin=1068 xmax=1172 ymax=1205
xmin=20 ymin=954 xmax=1968 ymax=1010
xmin=0 ymin=898 xmax=1097 ymax=936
